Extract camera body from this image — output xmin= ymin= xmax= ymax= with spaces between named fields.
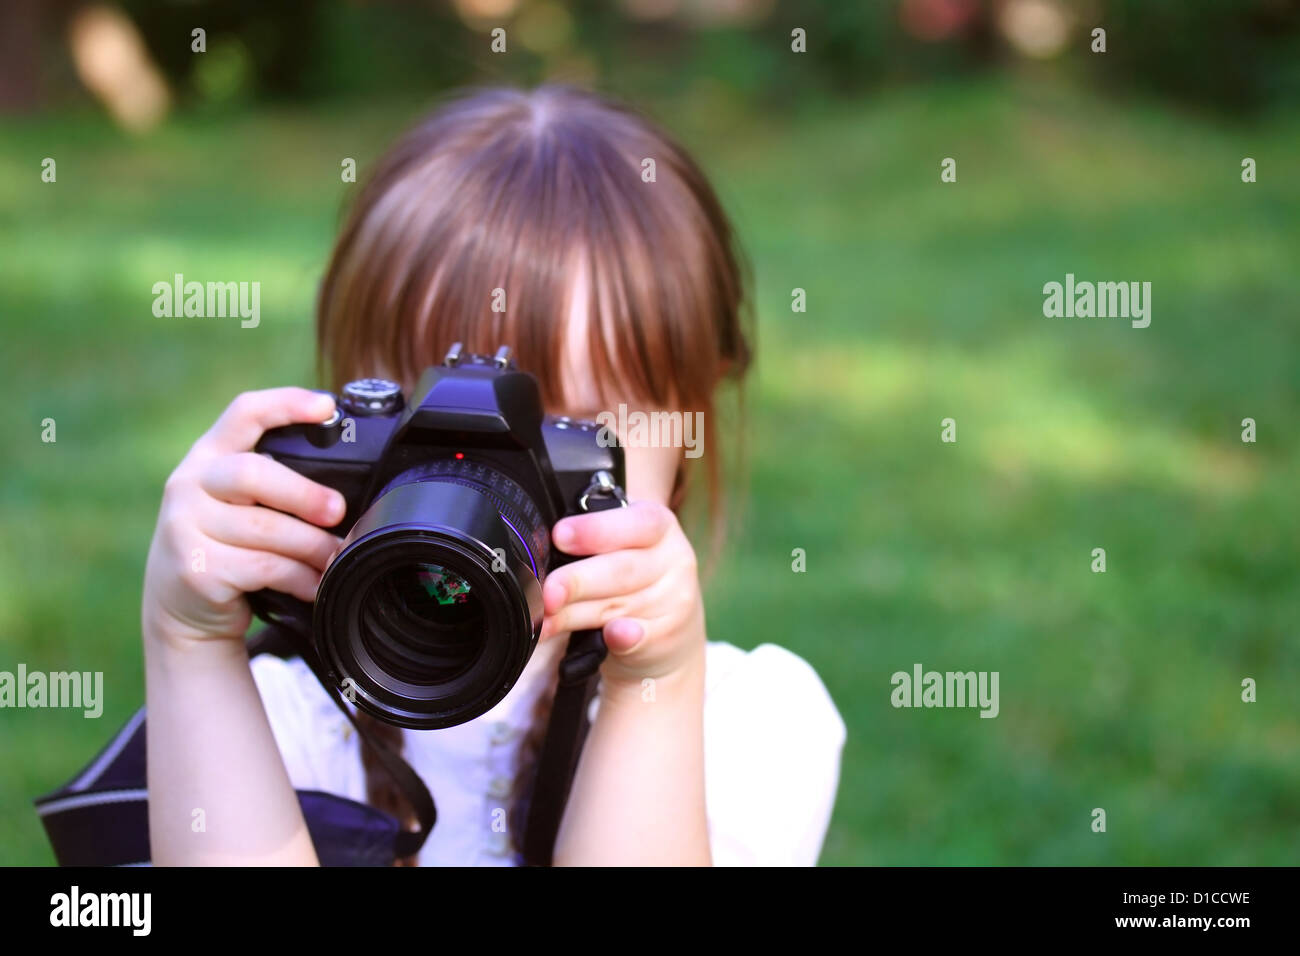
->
xmin=250 ymin=344 xmax=624 ymax=730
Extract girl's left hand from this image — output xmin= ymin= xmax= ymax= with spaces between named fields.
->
xmin=539 ymin=500 xmax=705 ymax=690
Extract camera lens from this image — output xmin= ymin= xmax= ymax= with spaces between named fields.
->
xmin=390 ymin=563 xmax=476 ymax=627
xmin=312 ymin=459 xmax=550 ymax=729
xmin=359 ymin=563 xmax=485 ymax=685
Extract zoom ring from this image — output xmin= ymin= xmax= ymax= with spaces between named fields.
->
xmin=381 ymin=458 xmax=550 ymax=575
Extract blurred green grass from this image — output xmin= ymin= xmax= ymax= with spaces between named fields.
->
xmin=2 ymin=77 xmax=1297 ymax=865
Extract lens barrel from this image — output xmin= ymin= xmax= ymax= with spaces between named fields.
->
xmin=313 ymin=460 xmax=549 ymax=729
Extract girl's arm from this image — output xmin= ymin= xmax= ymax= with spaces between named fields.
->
xmin=141 ymin=388 xmax=347 ymax=866
xmin=145 ymin=622 xmax=319 ymax=865
xmin=541 ymin=503 xmax=713 ymax=865
xmin=555 ymin=646 xmax=710 ymax=866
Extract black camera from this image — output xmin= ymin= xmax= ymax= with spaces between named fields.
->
xmin=249 ymin=344 xmax=625 ymax=730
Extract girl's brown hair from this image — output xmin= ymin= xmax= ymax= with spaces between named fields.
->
xmin=315 ymin=85 xmax=751 ymax=863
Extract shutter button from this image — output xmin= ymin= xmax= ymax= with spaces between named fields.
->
xmin=305 ymin=397 xmax=344 ymax=448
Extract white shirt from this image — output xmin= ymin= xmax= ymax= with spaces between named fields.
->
xmin=250 ymin=638 xmax=846 ymax=866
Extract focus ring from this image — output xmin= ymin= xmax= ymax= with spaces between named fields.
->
xmin=376 ymin=458 xmax=550 ymax=575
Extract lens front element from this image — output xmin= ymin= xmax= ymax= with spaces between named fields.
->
xmin=360 ymin=563 xmax=485 ymax=686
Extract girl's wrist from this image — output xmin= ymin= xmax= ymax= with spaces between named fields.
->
xmin=142 ymin=604 xmax=247 ymax=662
xmin=598 ymin=643 xmax=706 ymax=710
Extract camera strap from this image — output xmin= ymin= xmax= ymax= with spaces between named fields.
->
xmin=522 ymin=476 xmax=627 ymax=866
xmin=521 ymin=627 xmax=607 ymax=866
xmin=271 ymin=625 xmax=438 ymax=861
xmin=32 ymin=624 xmax=424 ymax=867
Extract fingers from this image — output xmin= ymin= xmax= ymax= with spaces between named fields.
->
xmin=540 ymin=501 xmax=695 ymax=643
xmin=200 ymin=500 xmax=342 ymax=573
xmin=542 ymin=548 xmax=658 ymax=614
xmin=541 ymin=615 xmax=650 ymax=654
xmin=538 ymin=603 xmax=652 ymax=655
xmin=552 ymin=500 xmax=672 ymax=557
xmin=201 ymin=388 xmax=336 ymax=456
xmin=199 ymin=452 xmax=346 ymax=528
xmin=602 ymin=618 xmax=647 ymax=654
xmin=208 ymin=542 xmax=324 ymax=604
xmin=540 ymin=567 xmax=679 ymax=642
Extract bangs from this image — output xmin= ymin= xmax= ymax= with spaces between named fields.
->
xmin=317 ymin=87 xmax=743 ymax=418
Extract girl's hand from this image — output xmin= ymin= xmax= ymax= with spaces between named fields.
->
xmin=539 ymin=501 xmax=706 ymax=691
xmin=142 ymin=388 xmax=348 ymax=647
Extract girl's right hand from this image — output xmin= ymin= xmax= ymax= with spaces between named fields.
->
xmin=142 ymin=387 xmax=348 ymax=647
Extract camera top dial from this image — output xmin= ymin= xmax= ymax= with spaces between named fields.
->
xmin=341 ymin=378 xmax=404 ymax=416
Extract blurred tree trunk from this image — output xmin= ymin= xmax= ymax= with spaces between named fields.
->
xmin=0 ymin=0 xmax=42 ymax=111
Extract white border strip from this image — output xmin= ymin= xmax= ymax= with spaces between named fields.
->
xmin=68 ymin=707 xmax=146 ymax=791
xmin=37 ymin=788 xmax=148 ymax=817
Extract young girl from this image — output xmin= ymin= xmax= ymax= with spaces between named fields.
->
xmin=141 ymin=86 xmax=845 ymax=866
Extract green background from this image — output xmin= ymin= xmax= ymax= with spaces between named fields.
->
xmin=1 ymin=2 xmax=1298 ymax=865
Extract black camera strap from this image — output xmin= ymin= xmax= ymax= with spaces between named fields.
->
xmin=521 ymin=478 xmax=627 ymax=866
xmin=521 ymin=628 xmax=607 ymax=865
